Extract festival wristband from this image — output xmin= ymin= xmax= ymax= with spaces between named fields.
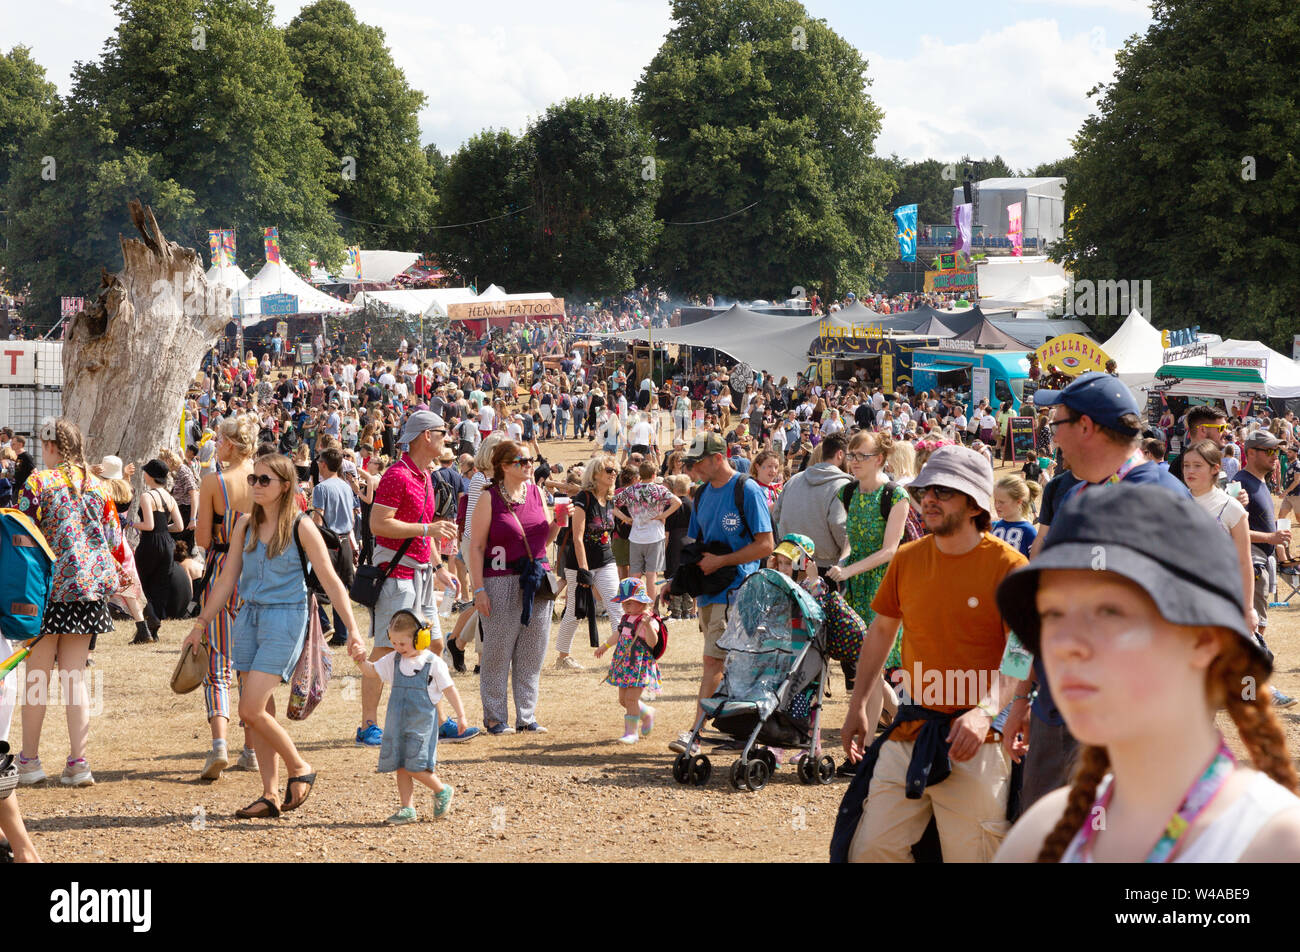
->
xmin=474 ymin=587 xmax=485 ymax=595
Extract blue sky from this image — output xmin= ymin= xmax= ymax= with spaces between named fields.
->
xmin=3 ymin=0 xmax=1155 ymax=167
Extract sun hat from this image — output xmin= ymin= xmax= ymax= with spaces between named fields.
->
xmin=143 ymin=458 xmax=170 ymax=482
xmin=99 ymin=455 xmax=125 ymax=480
xmin=773 ymin=533 xmax=816 ymax=565
xmin=996 ymin=482 xmax=1267 ymax=670
xmin=908 ymin=444 xmax=995 ymax=517
xmin=1032 ymin=371 xmax=1141 ymax=436
xmin=397 ymin=410 xmax=445 ymax=445
xmin=611 ymin=577 xmax=653 ymax=604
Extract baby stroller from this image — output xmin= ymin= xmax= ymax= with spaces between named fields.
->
xmin=671 ymin=569 xmax=836 ymax=792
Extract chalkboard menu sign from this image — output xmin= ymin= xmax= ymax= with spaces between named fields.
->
xmin=1010 ymin=417 xmax=1036 ymax=462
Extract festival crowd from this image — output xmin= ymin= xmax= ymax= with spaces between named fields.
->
xmin=3 ymin=307 xmax=1300 ymax=864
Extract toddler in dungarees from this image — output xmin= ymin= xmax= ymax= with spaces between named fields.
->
xmin=350 ymin=610 xmax=468 ymax=824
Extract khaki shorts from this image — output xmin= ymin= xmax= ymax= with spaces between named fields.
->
xmin=699 ymin=601 xmax=728 ymax=660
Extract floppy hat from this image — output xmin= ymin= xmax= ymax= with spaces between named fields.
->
xmin=1032 ymin=371 xmax=1141 ymax=436
xmin=611 ymin=577 xmax=653 ymax=604
xmin=99 ymin=455 xmax=124 ymax=480
xmin=996 ymin=482 xmax=1267 ymax=670
xmin=908 ymin=444 xmax=995 ymax=517
xmin=397 ymin=410 xmax=445 ymax=444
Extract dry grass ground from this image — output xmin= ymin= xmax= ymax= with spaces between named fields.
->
xmin=11 ymin=424 xmax=1300 ymax=862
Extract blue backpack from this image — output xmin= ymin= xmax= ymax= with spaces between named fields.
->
xmin=0 ymin=508 xmax=55 ymax=641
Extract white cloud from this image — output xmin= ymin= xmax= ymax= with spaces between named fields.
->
xmin=866 ymin=18 xmax=1125 ymax=167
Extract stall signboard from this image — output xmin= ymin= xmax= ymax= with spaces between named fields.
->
xmin=1034 ymin=334 xmax=1110 ymax=375
xmin=297 ymin=342 xmax=314 ymax=364
xmin=261 ymin=294 xmax=298 ymax=316
xmin=939 ymin=253 xmax=957 ymax=271
xmin=447 ymin=297 xmax=565 ymax=322
xmin=936 ymin=339 xmax=976 ymax=352
xmin=881 ymin=354 xmax=894 ymax=394
xmin=1160 ymin=326 xmax=1200 ymax=349
xmin=924 ymin=270 xmax=977 ymax=293
xmin=1163 ymin=343 xmax=1208 ymax=363
xmin=1010 ymin=417 xmax=1036 ymax=462
xmin=820 ymin=359 xmax=832 ymax=383
xmin=1209 ymin=357 xmax=1266 ymax=370
xmin=972 ymin=367 xmax=991 ymax=407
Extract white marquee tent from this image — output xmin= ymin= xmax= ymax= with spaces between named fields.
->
xmin=1162 ymin=338 xmax=1300 ymax=399
xmin=205 ymin=262 xmax=251 ymax=294
xmin=233 ymin=260 xmax=357 ymax=324
xmin=1101 ymin=309 xmax=1165 ymax=402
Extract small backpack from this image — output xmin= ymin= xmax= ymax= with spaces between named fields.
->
xmin=635 ymin=612 xmax=670 ymax=661
xmin=292 ymin=513 xmax=349 ymax=597
xmin=0 ymin=509 xmax=55 ymax=642
xmin=840 ymin=480 xmax=925 ymax=544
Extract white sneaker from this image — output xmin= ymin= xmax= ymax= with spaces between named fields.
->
xmin=667 ymin=731 xmax=700 ymax=755
xmin=201 ymin=745 xmax=230 ymax=780
xmin=553 ymin=655 xmax=585 ymax=671
xmin=236 ymin=748 xmax=259 ymax=771
xmin=60 ymin=758 xmax=94 ymax=787
xmin=17 ymin=755 xmax=45 ymax=785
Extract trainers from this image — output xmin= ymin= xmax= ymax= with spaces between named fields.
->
xmin=60 ymin=757 xmax=94 ymax=787
xmin=385 ymin=806 xmax=418 ymax=825
xmin=433 ymin=785 xmax=455 ymax=819
xmin=355 ymin=722 xmax=383 ymax=747
xmin=438 ymin=717 xmax=460 ymax=740
xmin=517 ymin=722 xmax=548 ymax=733
xmin=236 ymin=748 xmax=259 ymax=771
xmin=201 ymin=745 xmax=230 ymax=781
xmin=1272 ymin=688 xmax=1298 ymax=709
xmin=16 ymin=755 xmax=45 ymax=786
xmin=447 ymin=725 xmax=481 ymax=743
xmin=667 ymin=731 xmax=700 ymax=755
xmin=485 ymin=722 xmax=515 ymax=735
xmin=553 ymin=655 xmax=585 ymax=671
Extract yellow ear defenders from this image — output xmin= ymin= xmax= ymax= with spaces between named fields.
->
xmin=391 ymin=609 xmax=433 ymax=651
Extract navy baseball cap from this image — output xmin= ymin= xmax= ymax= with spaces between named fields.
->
xmin=996 ymin=482 xmax=1268 ymax=671
xmin=1033 ymin=371 xmax=1141 ymax=436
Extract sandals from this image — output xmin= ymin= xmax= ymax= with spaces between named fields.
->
xmin=281 ymin=771 xmax=317 ymax=812
xmin=235 ymin=796 xmax=281 ymax=819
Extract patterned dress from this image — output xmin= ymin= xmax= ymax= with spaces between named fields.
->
xmin=603 ymin=612 xmax=662 ymax=694
xmin=843 ymin=483 xmax=909 ymax=669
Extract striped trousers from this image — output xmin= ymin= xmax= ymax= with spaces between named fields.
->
xmin=478 ymin=575 xmax=553 ymax=728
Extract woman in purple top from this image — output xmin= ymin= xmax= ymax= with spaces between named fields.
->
xmin=468 ymin=440 xmax=561 ymax=734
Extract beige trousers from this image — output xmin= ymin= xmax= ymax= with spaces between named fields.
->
xmin=848 ymin=739 xmax=1012 ymax=863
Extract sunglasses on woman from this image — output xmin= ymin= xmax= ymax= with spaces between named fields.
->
xmin=246 ymin=474 xmax=282 ymax=488
xmin=511 ymin=457 xmax=534 ymax=467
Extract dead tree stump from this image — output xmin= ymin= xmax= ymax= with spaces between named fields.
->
xmin=62 ymin=200 xmax=231 ymax=466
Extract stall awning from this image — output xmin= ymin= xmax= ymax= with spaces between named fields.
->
xmin=1154 ymin=364 xmax=1266 ymax=400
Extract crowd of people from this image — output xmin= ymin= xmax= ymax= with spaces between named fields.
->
xmin=3 ymin=317 xmax=1300 ymax=864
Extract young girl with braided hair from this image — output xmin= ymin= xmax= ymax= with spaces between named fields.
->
xmin=994 ymin=482 xmax=1300 ymax=862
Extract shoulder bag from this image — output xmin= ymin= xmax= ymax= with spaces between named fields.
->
xmin=348 ymin=473 xmax=428 ymax=608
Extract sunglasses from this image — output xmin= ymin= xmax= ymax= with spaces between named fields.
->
xmin=511 ymin=458 xmax=534 ymax=467
xmin=1200 ymin=422 xmax=1230 ymax=431
xmin=908 ymin=485 xmax=961 ymax=504
xmin=602 ymin=466 xmax=618 ymax=474
xmin=246 ymin=474 xmax=283 ymax=488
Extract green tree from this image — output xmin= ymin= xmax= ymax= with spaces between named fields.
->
xmin=0 ymin=99 xmax=197 ymax=329
xmin=1026 ymin=156 xmax=1077 ymax=180
xmin=880 ymin=156 xmax=953 ymax=225
xmin=0 ymin=46 xmax=60 ymax=197
xmin=529 ymin=95 xmax=661 ymax=297
xmin=70 ymin=0 xmax=340 ymax=271
xmin=285 ymin=0 xmax=434 ymax=251
xmin=1054 ymin=0 xmax=1300 ymax=344
xmin=635 ymin=0 xmax=894 ymax=300
xmin=433 ymin=129 xmax=535 ymax=288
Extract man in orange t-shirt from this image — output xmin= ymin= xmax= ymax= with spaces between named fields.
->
xmin=840 ymin=445 xmax=1026 ymax=863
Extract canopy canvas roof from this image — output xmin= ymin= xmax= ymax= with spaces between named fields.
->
xmin=233 ymin=260 xmax=357 ymax=324
xmin=1101 ymin=309 xmax=1165 ymax=403
xmin=1161 ymin=338 xmax=1300 ymax=399
xmin=204 ymin=262 xmax=251 ymax=294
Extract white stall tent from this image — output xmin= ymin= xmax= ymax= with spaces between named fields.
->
xmin=204 ymin=262 xmax=251 ymax=293
xmin=1101 ymin=309 xmax=1165 ymax=402
xmin=233 ymin=260 xmax=358 ymax=324
xmin=1161 ymin=338 xmax=1300 ymax=399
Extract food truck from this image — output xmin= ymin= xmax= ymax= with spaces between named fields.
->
xmin=910 ymin=343 xmax=1033 ymax=415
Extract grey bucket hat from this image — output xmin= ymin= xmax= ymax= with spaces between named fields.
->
xmin=908 ymin=444 xmax=995 ymax=518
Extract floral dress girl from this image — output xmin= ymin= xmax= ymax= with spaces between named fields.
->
xmin=603 ymin=613 xmax=662 ymax=697
xmin=843 ymin=482 xmax=909 ymax=669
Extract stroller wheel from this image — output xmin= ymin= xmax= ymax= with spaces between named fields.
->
xmin=757 ymin=748 xmax=778 ymax=774
xmin=744 ymin=758 xmax=771 ymax=792
xmin=689 ymin=754 xmax=712 ymax=786
xmin=672 ymin=753 xmax=691 ymax=784
xmin=729 ymin=760 xmax=745 ymax=790
xmin=796 ymin=754 xmax=816 ymax=785
xmin=816 ymin=755 xmax=836 ymax=785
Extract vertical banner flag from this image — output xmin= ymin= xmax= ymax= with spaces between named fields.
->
xmin=345 ymin=246 xmax=362 ymax=280
xmin=953 ymin=203 xmax=973 ymax=264
xmin=263 ymin=227 xmax=281 ymax=264
xmin=893 ymin=204 xmax=918 ymax=263
xmin=210 ymin=229 xmax=236 ymax=267
xmin=1007 ymin=202 xmax=1023 ymax=257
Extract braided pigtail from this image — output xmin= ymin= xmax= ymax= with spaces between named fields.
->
xmin=53 ymin=419 xmax=88 ymax=497
xmin=1216 ymin=636 xmax=1299 ymax=794
xmin=1035 ymin=744 xmax=1110 ymax=863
